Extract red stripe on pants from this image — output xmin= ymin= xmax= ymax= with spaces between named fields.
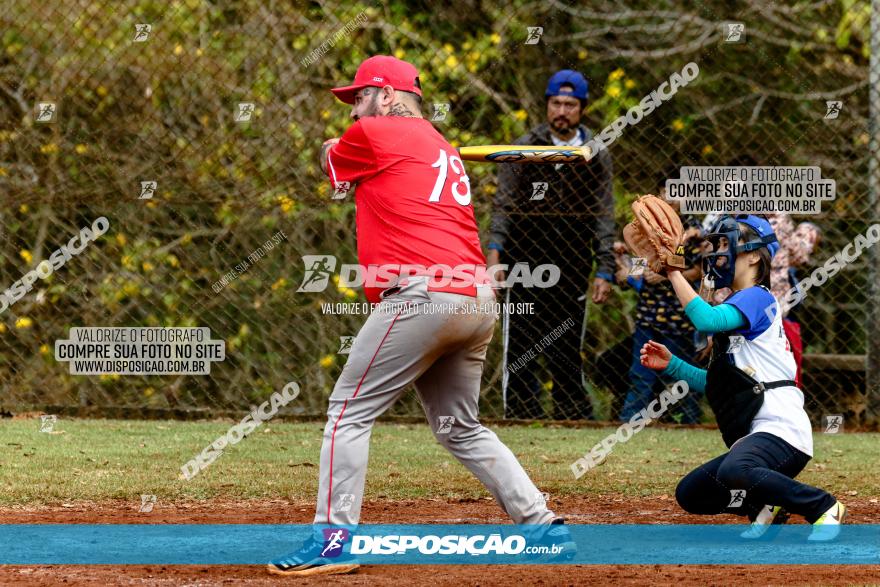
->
xmin=326 ymin=307 xmax=406 ymax=524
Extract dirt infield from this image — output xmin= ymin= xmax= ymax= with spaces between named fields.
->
xmin=3 ymin=495 xmax=880 ymax=586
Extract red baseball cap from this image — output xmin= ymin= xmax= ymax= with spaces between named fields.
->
xmin=331 ymin=55 xmax=422 ymax=104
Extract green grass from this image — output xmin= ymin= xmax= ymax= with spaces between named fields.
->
xmin=1 ymin=418 xmax=878 ymax=505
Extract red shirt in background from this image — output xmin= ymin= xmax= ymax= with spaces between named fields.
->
xmin=326 ymin=117 xmax=487 ymax=303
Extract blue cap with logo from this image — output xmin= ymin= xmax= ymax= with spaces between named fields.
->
xmin=545 ymin=70 xmax=589 ymax=101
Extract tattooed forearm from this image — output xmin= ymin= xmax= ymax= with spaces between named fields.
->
xmin=320 ymin=139 xmax=338 ymax=173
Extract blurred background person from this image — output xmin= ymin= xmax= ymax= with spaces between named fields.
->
xmin=618 ymin=177 xmax=705 ymax=424
xmin=487 ymin=69 xmax=615 ymax=420
xmin=768 ymin=216 xmax=822 ymax=387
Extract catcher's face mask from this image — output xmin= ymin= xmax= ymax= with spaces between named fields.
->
xmin=702 ymin=215 xmax=778 ymax=288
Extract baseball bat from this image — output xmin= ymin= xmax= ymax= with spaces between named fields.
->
xmin=458 ymin=145 xmax=593 ymax=164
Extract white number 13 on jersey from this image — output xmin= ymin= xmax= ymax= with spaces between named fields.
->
xmin=428 ymin=149 xmax=471 ymax=205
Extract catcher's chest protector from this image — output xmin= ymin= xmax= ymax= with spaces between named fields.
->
xmin=705 ymin=333 xmax=796 ymax=448
xmin=705 ymin=334 xmax=766 ymax=448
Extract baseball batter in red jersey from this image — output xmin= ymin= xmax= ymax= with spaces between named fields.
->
xmin=268 ymin=55 xmax=574 ymax=576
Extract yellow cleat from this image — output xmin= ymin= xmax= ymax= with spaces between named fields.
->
xmin=807 ymin=501 xmax=847 ymax=542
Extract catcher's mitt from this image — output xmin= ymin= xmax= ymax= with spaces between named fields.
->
xmin=623 ymin=194 xmax=686 ymax=274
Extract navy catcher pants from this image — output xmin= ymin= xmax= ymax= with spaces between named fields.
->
xmin=675 ymin=432 xmax=836 ymax=523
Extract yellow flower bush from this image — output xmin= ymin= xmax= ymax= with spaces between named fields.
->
xmin=15 ymin=317 xmax=33 ymax=329
xmin=337 ymin=282 xmax=358 ymax=299
xmin=277 ymin=194 xmax=294 ymax=214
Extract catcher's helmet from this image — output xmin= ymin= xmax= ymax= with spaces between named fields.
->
xmin=703 ymin=214 xmax=778 ymax=288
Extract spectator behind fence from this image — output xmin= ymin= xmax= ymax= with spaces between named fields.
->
xmin=487 ymin=69 xmax=616 ymax=420
xmin=617 ymin=183 xmax=705 ymax=424
xmin=768 ymin=215 xmax=821 ymax=387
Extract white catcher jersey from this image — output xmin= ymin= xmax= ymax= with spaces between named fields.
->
xmin=723 ymin=286 xmax=813 ymax=456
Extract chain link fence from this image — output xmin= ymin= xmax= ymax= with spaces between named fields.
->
xmin=1 ymin=1 xmax=877 ymax=426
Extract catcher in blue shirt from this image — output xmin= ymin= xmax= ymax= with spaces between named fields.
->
xmin=640 ymin=214 xmax=845 ymax=541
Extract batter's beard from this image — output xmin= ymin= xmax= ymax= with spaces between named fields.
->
xmin=363 ymin=99 xmax=382 ymax=118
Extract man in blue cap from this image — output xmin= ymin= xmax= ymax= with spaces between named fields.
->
xmin=487 ymin=69 xmax=616 ymax=420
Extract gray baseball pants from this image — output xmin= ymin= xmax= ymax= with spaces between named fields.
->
xmin=313 ymin=277 xmax=555 ymax=526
